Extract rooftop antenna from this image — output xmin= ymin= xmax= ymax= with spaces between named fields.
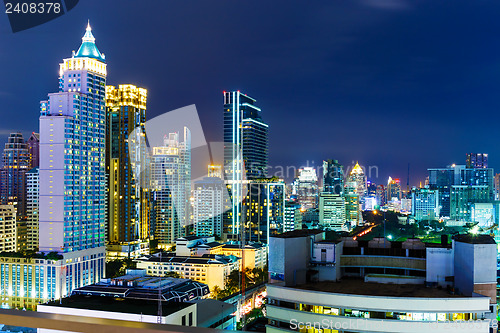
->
xmin=407 ymin=163 xmax=410 ymax=195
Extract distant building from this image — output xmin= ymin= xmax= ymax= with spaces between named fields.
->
xmin=347 ymin=162 xmax=367 ymax=200
xmin=0 ymin=205 xmax=16 ymax=252
xmin=26 ymin=167 xmax=39 ymax=251
xmin=450 ymin=185 xmax=489 ymax=221
xmin=27 ymin=132 xmax=40 ymax=169
xmin=344 ymin=182 xmax=361 ymax=227
xmin=193 ymin=177 xmax=225 ymax=237
xmin=364 ymin=196 xmax=377 ymax=211
xmin=387 ymin=177 xmax=401 ymax=201
xmin=318 ymin=193 xmax=346 ymax=230
xmin=207 ymin=164 xmax=223 ymax=178
xmin=471 ymin=203 xmax=496 ymax=228
xmin=322 ymin=159 xmax=344 ymax=195
xmin=376 ymin=184 xmax=386 ymax=206
xmin=466 ymin=153 xmax=488 ymax=169
xmin=292 ymin=167 xmax=318 ymax=210
xmin=0 ymin=132 xmax=30 ymax=218
xmin=284 ymin=199 xmax=302 ymax=232
xmin=150 ymin=129 xmax=191 ymax=249
xmin=411 ymin=188 xmax=439 ymax=221
xmin=495 ymin=173 xmax=500 ymax=200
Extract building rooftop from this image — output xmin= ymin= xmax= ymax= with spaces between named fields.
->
xmin=44 ymin=295 xmax=191 ymax=316
xmin=291 ymin=278 xmax=462 ymax=298
xmin=453 ymin=234 xmax=496 ymax=245
xmin=72 ymin=273 xmax=209 ymax=302
xmin=192 ymin=299 xmax=236 ymax=328
xmin=140 ymin=253 xmax=240 ymax=265
xmin=272 ymin=229 xmax=323 ymax=239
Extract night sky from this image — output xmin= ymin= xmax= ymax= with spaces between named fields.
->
xmin=1 ymin=0 xmax=500 ymax=186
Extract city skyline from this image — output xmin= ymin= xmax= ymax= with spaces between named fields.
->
xmin=1 ymin=1 xmax=500 ymax=185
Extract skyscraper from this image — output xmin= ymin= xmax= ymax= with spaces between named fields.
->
xmin=466 ymin=153 xmax=488 ymax=169
xmin=0 ymin=132 xmax=30 ymax=219
xmin=322 ymin=159 xmax=344 ymax=195
xmin=39 ymin=22 xmax=107 ymax=254
xmin=318 ymin=192 xmax=346 ymax=230
xmin=223 ymin=91 xmax=268 ymax=237
xmin=193 ymin=177 xmax=225 ymax=237
xmin=348 ymin=162 xmax=367 ymax=198
xmin=105 ymin=84 xmax=150 ymax=257
xmin=411 ymin=188 xmax=439 ymax=221
xmin=27 ymin=132 xmax=40 ymax=169
xmin=223 ymin=91 xmax=268 ymax=180
xmin=0 ymin=23 xmax=106 ymax=310
xmin=387 ymin=177 xmax=401 ymax=201
xmin=150 ymin=129 xmax=191 ymax=249
xmin=292 ymin=167 xmax=319 ymax=210
xmin=26 ymin=167 xmax=39 ymax=251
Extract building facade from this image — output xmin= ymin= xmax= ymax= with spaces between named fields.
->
xmin=318 ymin=193 xmax=346 ymax=231
xmin=0 ymin=205 xmax=16 ymax=252
xmin=105 ymin=84 xmax=150 ymax=257
xmin=194 ymin=177 xmax=225 ymax=237
xmin=292 ymin=167 xmax=319 ymax=210
xmin=150 ymin=129 xmax=191 ymax=249
xmin=0 ymin=132 xmax=30 ymax=219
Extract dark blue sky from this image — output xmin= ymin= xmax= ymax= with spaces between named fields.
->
xmin=1 ymin=0 xmax=500 ymax=185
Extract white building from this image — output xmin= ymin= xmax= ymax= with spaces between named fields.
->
xmin=0 ymin=205 xmax=16 ymax=252
xmin=26 ymin=167 xmax=39 ymax=251
xmin=284 ymin=200 xmax=302 ymax=232
xmin=411 ymin=188 xmax=439 ymax=221
xmin=193 ymin=177 xmax=225 ymax=237
xmin=150 ymin=129 xmax=191 ymax=249
xmin=136 ymin=252 xmax=240 ymax=290
xmin=319 ymin=193 xmax=346 ymax=230
xmin=267 ymin=231 xmax=497 ymax=333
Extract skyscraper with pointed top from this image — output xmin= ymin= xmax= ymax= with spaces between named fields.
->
xmin=0 ymin=22 xmax=107 ymax=310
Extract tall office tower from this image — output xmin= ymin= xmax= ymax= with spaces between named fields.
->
xmin=344 ymin=181 xmax=361 ymax=227
xmin=27 ymin=132 xmax=40 ymax=168
xmin=347 ymin=162 xmax=367 ymax=200
xmin=193 ymin=177 xmax=225 ymax=237
xmin=466 ymin=153 xmax=488 ymax=169
xmin=26 ymin=167 xmax=39 ymax=251
xmin=0 ymin=132 xmax=30 ymax=219
xmin=0 ymin=23 xmax=106 ymax=311
xmin=322 ymin=159 xmax=344 ymax=195
xmin=0 ymin=205 xmax=16 ymax=252
xmin=291 ymin=167 xmax=319 ymax=210
xmin=450 ymin=185 xmax=490 ymax=221
xmin=411 ymin=188 xmax=439 ymax=221
xmin=208 ymin=164 xmax=223 ymax=178
xmin=284 ymin=199 xmax=302 ymax=232
xmin=150 ymin=129 xmax=191 ymax=249
xmin=367 ymin=180 xmax=377 ymax=196
xmin=428 ymin=164 xmax=494 ymax=218
xmin=105 ymin=84 xmax=150 ymax=258
xmin=223 ymin=91 xmax=268 ymax=180
xmin=243 ymin=179 xmax=285 ymax=244
xmin=386 ymin=177 xmax=401 ymax=201
xmin=318 ymin=193 xmax=346 ymax=230
xmin=376 ymin=184 xmax=386 ymax=206
xmin=495 ymin=173 xmax=500 ymax=200
xmin=460 ymin=167 xmax=495 ymax=201
xmin=223 ymin=91 xmax=268 ymax=237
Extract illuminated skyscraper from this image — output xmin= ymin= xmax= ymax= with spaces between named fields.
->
xmin=319 ymin=192 xmax=346 ymax=230
xmin=150 ymin=129 xmax=191 ymax=249
xmin=27 ymin=132 xmax=40 ymax=168
xmin=223 ymin=91 xmax=268 ymax=237
xmin=387 ymin=177 xmax=401 ymax=201
xmin=322 ymin=159 xmax=344 ymax=195
xmin=26 ymin=167 xmax=39 ymax=251
xmin=376 ymin=184 xmax=386 ymax=206
xmin=0 ymin=23 xmax=107 ymax=310
xmin=344 ymin=181 xmax=361 ymax=227
xmin=466 ymin=153 xmax=488 ymax=169
xmin=193 ymin=177 xmax=225 ymax=237
xmin=292 ymin=167 xmax=319 ymax=210
xmin=105 ymin=84 xmax=150 ymax=258
xmin=0 ymin=132 xmax=30 ymax=219
xmin=347 ymin=162 xmax=367 ymax=200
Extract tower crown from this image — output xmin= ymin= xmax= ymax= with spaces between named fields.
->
xmin=350 ymin=162 xmax=363 ymax=175
xmin=74 ymin=21 xmax=105 ymax=62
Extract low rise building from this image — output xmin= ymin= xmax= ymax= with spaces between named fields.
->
xmin=136 ymin=252 xmax=240 ymax=290
xmin=267 ymin=231 xmax=497 ymax=333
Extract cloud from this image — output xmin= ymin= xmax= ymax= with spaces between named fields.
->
xmin=360 ymin=0 xmax=412 ymax=10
